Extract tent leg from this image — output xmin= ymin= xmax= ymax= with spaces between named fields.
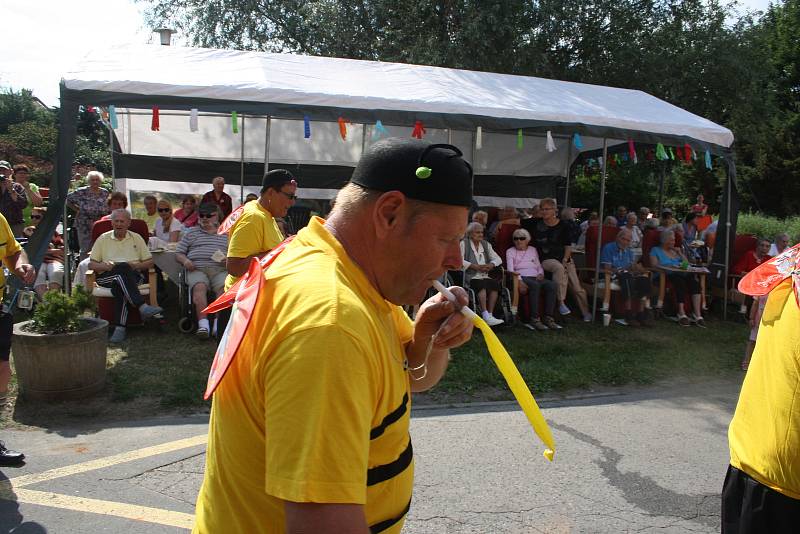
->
xmin=563 ymin=142 xmax=572 ymax=208
xmin=262 ymin=116 xmax=272 ymax=198
xmin=723 ymin=159 xmax=734 ymax=320
xmin=239 ymin=114 xmax=245 ymax=204
xmin=591 ymin=139 xmax=608 ymax=323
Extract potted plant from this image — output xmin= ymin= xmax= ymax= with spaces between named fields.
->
xmin=11 ymin=286 xmax=109 ymax=401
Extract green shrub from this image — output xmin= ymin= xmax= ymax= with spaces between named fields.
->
xmin=28 ymin=286 xmax=96 ymax=335
xmin=736 ymin=212 xmax=800 ymax=242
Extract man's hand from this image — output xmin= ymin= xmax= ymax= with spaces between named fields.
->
xmin=14 ymin=263 xmax=35 ymax=285
xmin=183 ymin=259 xmax=196 ymax=271
xmin=536 ymin=273 xmax=544 ymax=281
xmin=413 ymin=286 xmax=474 ymax=351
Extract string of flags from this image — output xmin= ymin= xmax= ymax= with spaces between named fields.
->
xmin=94 ymin=104 xmax=720 ymax=170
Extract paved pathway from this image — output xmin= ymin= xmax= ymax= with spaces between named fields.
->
xmin=0 ymin=377 xmax=741 ymax=533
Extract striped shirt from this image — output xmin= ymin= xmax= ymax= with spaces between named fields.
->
xmin=176 ymin=227 xmax=228 ymax=268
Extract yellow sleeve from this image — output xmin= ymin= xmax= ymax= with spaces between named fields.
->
xmin=227 ymin=212 xmax=263 ymax=259
xmin=89 ymin=236 xmax=105 ymax=262
xmin=391 ymin=305 xmax=415 ymax=345
xmin=0 ymin=215 xmax=21 ymax=269
xmin=134 ymin=234 xmax=152 ymax=261
xmin=263 ymin=325 xmax=376 ymax=504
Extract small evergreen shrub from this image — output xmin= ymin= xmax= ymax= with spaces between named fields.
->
xmin=27 ymin=286 xmax=96 ymax=335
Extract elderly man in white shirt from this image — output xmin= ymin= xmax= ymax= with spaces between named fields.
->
xmin=768 ymin=232 xmax=790 ymax=257
xmin=460 ymin=222 xmax=504 ymax=325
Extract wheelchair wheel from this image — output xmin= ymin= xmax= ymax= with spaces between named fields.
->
xmin=178 ymin=316 xmax=194 ymax=334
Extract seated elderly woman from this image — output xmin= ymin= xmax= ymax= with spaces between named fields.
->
xmin=624 ymin=212 xmax=643 ymax=249
xmin=506 ymin=228 xmax=561 ymax=331
xmin=460 ymin=222 xmax=504 ymax=326
xmin=29 ymin=207 xmax=66 ymax=299
xmin=174 ymin=195 xmax=199 ymax=228
xmin=649 ymin=229 xmax=705 ymax=327
xmin=175 ymin=203 xmax=229 ymax=338
xmin=99 ymin=192 xmax=128 ymax=221
xmin=155 ymin=199 xmax=183 ymax=244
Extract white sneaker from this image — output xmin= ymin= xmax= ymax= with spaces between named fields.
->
xmin=558 ymin=303 xmax=571 ymax=315
xmin=485 ymin=315 xmax=504 ymax=326
xmin=614 ymin=318 xmax=629 ymax=326
xmin=583 ymin=313 xmax=593 ymax=322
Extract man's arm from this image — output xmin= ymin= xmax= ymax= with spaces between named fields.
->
xmin=6 ymin=250 xmax=35 ymax=284
xmin=23 ymin=184 xmax=42 ymax=207
xmin=11 ymin=183 xmax=28 ymax=208
xmin=226 ymin=255 xmax=259 ymax=277
xmin=284 ymin=502 xmax=368 ymax=534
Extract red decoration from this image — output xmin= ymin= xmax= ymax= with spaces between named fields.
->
xmin=412 ymin=120 xmax=426 ymax=139
xmin=683 ymin=143 xmax=693 ymax=163
xmin=151 ymin=107 xmax=160 ymax=131
xmin=338 ymin=117 xmax=349 ymax=140
xmin=645 ymin=149 xmax=655 ymax=161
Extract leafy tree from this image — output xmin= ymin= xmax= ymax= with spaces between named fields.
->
xmin=0 ymin=88 xmax=53 ymax=135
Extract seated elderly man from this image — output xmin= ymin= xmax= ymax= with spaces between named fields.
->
xmin=768 ymin=232 xmax=790 ymax=257
xmin=175 ymin=203 xmax=229 ymax=338
xmin=600 ymin=229 xmax=651 ymax=326
xmin=88 ymin=209 xmax=163 ymax=343
xmin=460 ymin=222 xmax=504 ymax=326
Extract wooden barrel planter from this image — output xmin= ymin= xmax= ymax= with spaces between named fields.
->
xmin=12 ymin=318 xmax=109 ymax=401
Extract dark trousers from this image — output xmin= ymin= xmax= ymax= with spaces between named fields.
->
xmin=521 ymin=276 xmax=557 ymax=319
xmin=96 ymin=263 xmax=145 ymax=327
xmin=722 ymin=465 xmax=800 ymax=533
xmin=665 ymin=272 xmax=701 ymax=301
xmin=615 ymin=272 xmax=651 ymax=301
xmin=0 ymin=311 xmax=12 ymax=362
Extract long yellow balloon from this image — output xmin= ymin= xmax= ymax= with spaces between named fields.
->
xmin=433 ymin=281 xmax=556 ymax=461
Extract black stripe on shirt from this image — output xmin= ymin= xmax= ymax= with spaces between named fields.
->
xmin=367 ymin=439 xmax=413 ymax=486
xmin=370 ymin=393 xmax=409 ymax=440
xmin=369 ymin=497 xmax=412 ymax=534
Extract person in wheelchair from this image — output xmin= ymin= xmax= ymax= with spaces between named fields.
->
xmin=600 ymin=229 xmax=651 ymax=326
xmin=175 ymin=203 xmax=229 ymax=338
xmin=506 ymin=228 xmax=560 ymax=331
xmin=460 ymin=222 xmax=504 ymax=326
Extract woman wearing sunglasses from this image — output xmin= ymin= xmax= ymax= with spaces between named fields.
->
xmin=155 ymin=199 xmax=183 ymax=243
xmin=506 ymin=228 xmax=561 ymax=331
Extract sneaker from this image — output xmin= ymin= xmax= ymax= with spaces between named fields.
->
xmin=109 ymin=326 xmax=127 ymax=344
xmin=0 ymin=441 xmax=24 ymax=467
xmin=522 ymin=322 xmax=536 ymax=331
xmin=695 ymin=317 xmax=707 ymax=328
xmin=582 ymin=313 xmax=592 ymax=322
xmin=484 ymin=315 xmax=504 ymax=326
xmin=195 ymin=326 xmax=210 ymax=338
xmin=558 ymin=303 xmax=571 ymax=315
xmin=543 ymin=316 xmax=563 ymax=330
xmin=139 ymin=304 xmax=164 ymax=321
xmin=614 ymin=318 xmax=629 ymax=326
xmin=678 ymin=315 xmax=690 ymax=326
xmin=531 ymin=319 xmax=549 ymax=331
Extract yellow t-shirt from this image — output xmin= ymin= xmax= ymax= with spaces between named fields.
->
xmin=224 ymin=200 xmax=284 ymax=290
xmin=89 ymin=231 xmax=152 ymax=264
xmin=728 ymin=278 xmax=800 ymax=499
xmin=141 ymin=212 xmax=159 ymax=234
xmin=0 ymin=213 xmax=22 ymax=293
xmin=194 ymin=217 xmax=415 ymax=534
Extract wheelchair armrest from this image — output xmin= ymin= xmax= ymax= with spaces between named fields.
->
xmin=146 ymin=267 xmax=158 ymax=306
xmin=85 ymin=269 xmax=96 ymax=290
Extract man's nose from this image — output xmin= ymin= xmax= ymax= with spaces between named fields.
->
xmin=443 ymin=243 xmax=463 ymax=272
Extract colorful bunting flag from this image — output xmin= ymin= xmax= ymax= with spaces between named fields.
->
xmin=628 ymin=139 xmax=637 ymax=163
xmin=476 ymin=126 xmax=483 ymax=150
xmin=517 ymin=129 xmax=523 ymax=150
xmin=705 ymin=150 xmax=712 ymax=169
xmin=372 ymin=120 xmax=389 ymax=140
xmin=231 ymin=111 xmax=239 ymax=134
xmin=151 ymin=107 xmax=160 ymax=131
xmin=190 ymin=108 xmax=199 ymax=132
xmin=655 ymin=143 xmax=668 ymax=160
xmin=108 ymin=105 xmax=118 ymax=129
xmin=573 ymin=133 xmax=583 ymax=149
xmin=338 ymin=117 xmax=349 ymax=140
xmin=545 ymin=131 xmax=557 ymax=152
xmin=303 ymin=115 xmax=311 ymax=139
xmin=412 ymin=120 xmax=426 ymax=139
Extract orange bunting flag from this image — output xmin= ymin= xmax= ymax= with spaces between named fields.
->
xmin=338 ymin=117 xmax=349 ymax=140
xmin=739 ymin=243 xmax=800 ymax=307
xmin=218 ymin=204 xmax=245 ymax=235
xmin=151 ymin=107 xmax=160 ymax=131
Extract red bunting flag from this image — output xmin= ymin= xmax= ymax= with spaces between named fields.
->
xmin=151 ymin=107 xmax=160 ymax=131
xmin=412 ymin=120 xmax=426 ymax=139
xmin=338 ymin=117 xmax=349 ymax=140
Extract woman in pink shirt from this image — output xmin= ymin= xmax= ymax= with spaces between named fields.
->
xmin=506 ymin=228 xmax=561 ymax=331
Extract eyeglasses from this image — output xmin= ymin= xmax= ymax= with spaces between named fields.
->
xmin=513 ymin=236 xmax=527 ymax=241
xmin=198 ymin=213 xmax=216 ymax=218
xmin=279 ymin=191 xmax=298 ymax=201
xmin=158 ymin=208 xmax=172 ymax=213
xmin=30 ymin=215 xmax=42 ymax=220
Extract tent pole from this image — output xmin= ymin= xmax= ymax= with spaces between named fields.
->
xmin=239 ymin=114 xmax=245 ymax=204
xmin=108 ymin=116 xmax=116 ymax=180
xmin=723 ymin=158 xmax=733 ymax=320
xmin=591 ymin=139 xmax=608 ymax=322
xmin=563 ymin=142 xmax=572 ymax=208
xmin=263 ymin=116 xmax=272 ymax=194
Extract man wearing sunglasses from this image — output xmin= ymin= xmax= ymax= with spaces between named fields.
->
xmin=224 ymin=169 xmax=297 ymax=290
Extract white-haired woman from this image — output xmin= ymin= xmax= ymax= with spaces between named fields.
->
xmin=66 ymin=171 xmax=110 ymax=260
xmin=460 ymin=222 xmax=504 ymax=326
xmin=506 ymin=228 xmax=561 ymax=331
xmin=650 ymin=230 xmax=704 ymax=327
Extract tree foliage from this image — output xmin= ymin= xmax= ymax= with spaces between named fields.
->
xmin=133 ymin=0 xmax=797 ymax=216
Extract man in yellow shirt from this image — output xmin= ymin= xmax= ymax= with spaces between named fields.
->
xmin=724 ymin=277 xmax=800 ymax=532
xmin=0 ymin=212 xmax=34 ymax=465
xmin=89 ymin=209 xmax=162 ymax=343
xmin=224 ymin=169 xmax=297 ymax=290
xmin=194 ymin=138 xmax=475 ymax=533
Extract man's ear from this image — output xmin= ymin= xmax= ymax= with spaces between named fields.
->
xmin=373 ymin=191 xmax=406 ymax=239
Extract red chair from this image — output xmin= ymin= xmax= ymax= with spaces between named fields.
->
xmin=577 ymin=225 xmax=620 ymax=311
xmin=85 ymin=219 xmax=158 ymax=326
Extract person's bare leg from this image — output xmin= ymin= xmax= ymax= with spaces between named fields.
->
xmin=677 ymin=303 xmax=687 ymax=317
xmin=742 ymin=341 xmax=755 ymax=370
xmin=487 ymin=291 xmax=499 ymax=317
xmin=35 ymin=284 xmax=47 ymax=300
xmin=193 ymin=283 xmax=209 ymax=320
xmin=691 ymin=294 xmax=702 ymax=318
xmin=0 ymin=362 xmax=10 ymax=398
xmin=477 ymin=289 xmax=488 ymax=315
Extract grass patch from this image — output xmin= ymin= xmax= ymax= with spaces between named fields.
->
xmin=5 ymin=309 xmax=747 ymax=426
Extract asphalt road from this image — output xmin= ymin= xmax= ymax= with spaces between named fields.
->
xmin=0 ymin=377 xmax=741 ymax=533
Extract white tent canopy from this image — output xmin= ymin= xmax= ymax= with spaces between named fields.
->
xmin=60 ymin=44 xmax=733 ymax=207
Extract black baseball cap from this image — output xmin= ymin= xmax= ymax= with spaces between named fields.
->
xmin=261 ymin=169 xmax=297 ymax=192
xmin=350 ymin=138 xmax=473 ymax=207
xmin=198 ymin=202 xmax=219 ymax=215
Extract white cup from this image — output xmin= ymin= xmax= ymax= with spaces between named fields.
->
xmin=603 ymin=313 xmax=612 ymax=327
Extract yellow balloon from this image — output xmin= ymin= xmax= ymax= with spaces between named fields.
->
xmin=472 ymin=315 xmax=556 ymax=461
